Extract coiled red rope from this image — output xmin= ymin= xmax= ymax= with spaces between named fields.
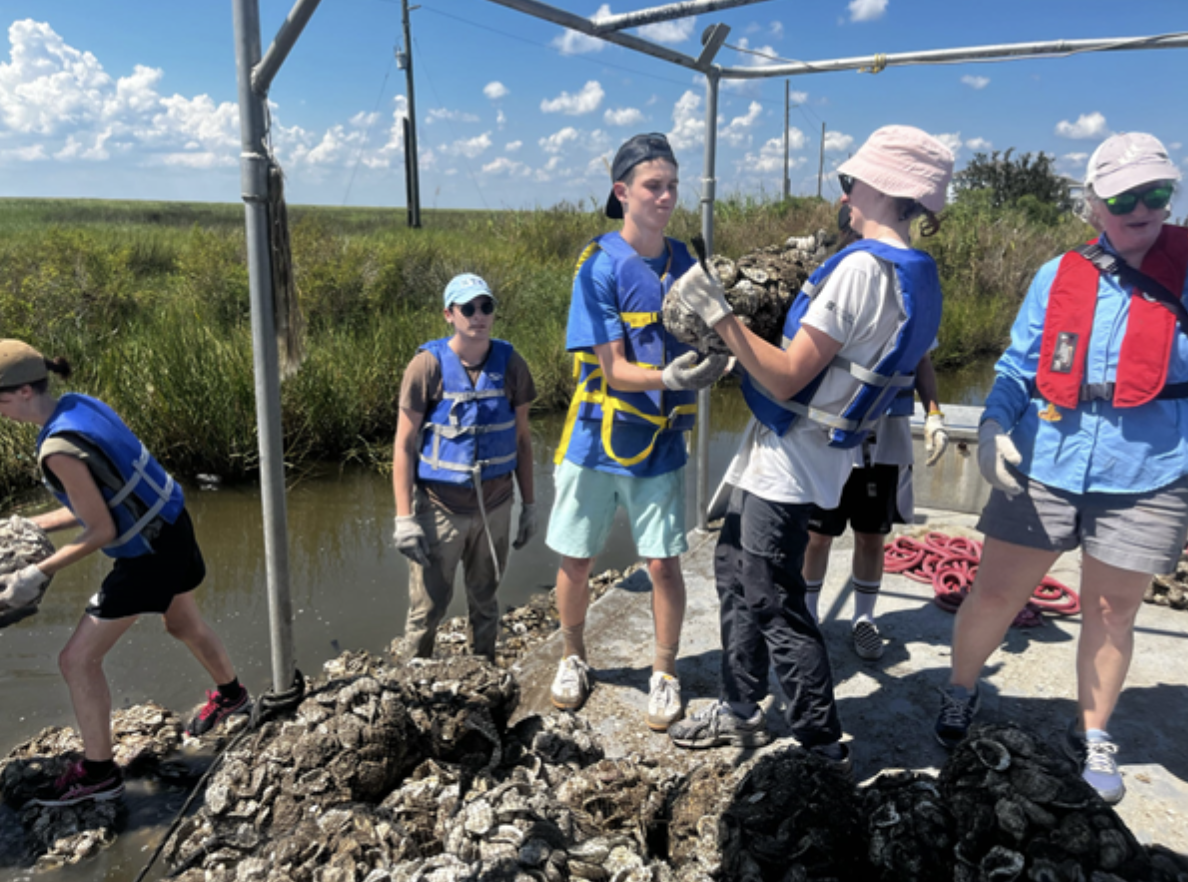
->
xmin=884 ymin=532 xmax=1080 ymax=628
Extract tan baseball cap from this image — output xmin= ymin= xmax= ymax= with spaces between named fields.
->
xmin=0 ymin=340 xmax=48 ymax=388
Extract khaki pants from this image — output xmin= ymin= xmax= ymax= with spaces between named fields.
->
xmin=403 ymin=494 xmax=512 ymax=661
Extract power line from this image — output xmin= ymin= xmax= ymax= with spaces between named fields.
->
xmin=342 ymin=50 xmax=395 ymax=206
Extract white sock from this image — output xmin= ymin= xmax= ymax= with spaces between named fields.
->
xmin=851 ymin=576 xmax=881 ymax=624
xmin=804 ymin=580 xmax=823 ymax=622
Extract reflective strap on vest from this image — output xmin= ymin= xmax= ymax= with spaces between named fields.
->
xmin=443 ymin=389 xmax=506 ymax=403
xmin=108 ymin=444 xmax=175 ymax=550
xmin=423 ymin=419 xmax=517 ymax=440
xmin=419 ymin=428 xmax=518 ymax=475
xmin=620 ymin=311 xmax=660 ymax=329
xmin=752 ymin=353 xmax=914 ymax=433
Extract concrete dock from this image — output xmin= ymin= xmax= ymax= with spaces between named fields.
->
xmin=509 ymin=507 xmax=1188 ymax=856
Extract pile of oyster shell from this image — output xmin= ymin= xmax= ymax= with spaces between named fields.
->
xmin=0 ymin=515 xmax=56 ymax=627
xmin=662 ymin=230 xmax=833 ymax=356
xmin=1147 ymin=550 xmax=1188 ymax=610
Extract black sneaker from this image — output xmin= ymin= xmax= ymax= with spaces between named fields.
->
xmin=668 ymin=701 xmax=772 ymax=750
xmin=809 ymin=740 xmax=854 ymax=775
xmin=935 ymin=684 xmax=980 ymax=750
xmin=1063 ymin=720 xmax=1125 ymax=804
xmin=187 ymin=687 xmax=251 ymax=737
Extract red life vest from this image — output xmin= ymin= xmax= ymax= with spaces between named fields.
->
xmin=1037 ymin=225 xmax=1188 ymax=409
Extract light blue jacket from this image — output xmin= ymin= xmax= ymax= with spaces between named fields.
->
xmin=982 ymin=232 xmax=1188 ymax=494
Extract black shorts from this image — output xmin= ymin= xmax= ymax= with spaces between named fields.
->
xmin=807 ymin=464 xmax=907 ymax=537
xmin=86 ymin=509 xmax=206 ymax=620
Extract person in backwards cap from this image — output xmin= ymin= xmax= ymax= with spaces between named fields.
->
xmin=0 ymin=340 xmax=249 ymax=807
xmin=935 ymin=132 xmax=1188 ymax=805
xmin=546 ymin=132 xmax=726 ymax=732
xmin=392 ymin=273 xmax=537 ymax=662
xmin=801 ymin=204 xmax=950 ymax=662
xmin=666 ymin=125 xmax=953 ymax=772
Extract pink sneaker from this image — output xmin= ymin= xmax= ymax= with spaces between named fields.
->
xmin=187 ymin=687 xmax=250 ymax=737
xmin=32 ymin=760 xmax=124 ymax=807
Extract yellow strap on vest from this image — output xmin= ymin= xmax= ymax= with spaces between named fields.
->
xmin=620 ymin=311 xmax=660 ymax=329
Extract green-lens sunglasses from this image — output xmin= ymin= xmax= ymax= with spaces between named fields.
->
xmin=1103 ymin=185 xmax=1174 ymax=216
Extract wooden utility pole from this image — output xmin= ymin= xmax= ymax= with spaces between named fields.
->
xmin=782 ymin=81 xmax=790 ymax=200
xmin=399 ymin=0 xmax=421 ymax=228
xmin=816 ymin=121 xmax=826 ymax=199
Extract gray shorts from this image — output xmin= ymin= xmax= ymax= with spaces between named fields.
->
xmin=977 ymin=473 xmax=1188 ymax=575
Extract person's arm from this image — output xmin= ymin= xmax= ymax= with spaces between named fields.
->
xmin=513 ymin=403 xmax=534 ymax=505
xmin=594 ymin=338 xmax=667 ymax=393
xmin=715 ymin=316 xmax=843 ymax=402
xmin=392 ymin=406 xmax=425 ymax=518
xmin=31 ymin=506 xmax=81 ymax=533
xmin=32 ymin=455 xmax=116 ymax=576
xmin=914 ymin=353 xmax=941 ymax=413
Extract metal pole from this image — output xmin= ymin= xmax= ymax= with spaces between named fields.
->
xmin=252 ymin=0 xmax=324 ymax=95
xmin=817 ymin=122 xmax=825 ymax=199
xmin=592 ymin=0 xmax=771 ymax=33
xmin=782 ymin=81 xmax=790 ymax=200
xmin=696 ymin=69 xmax=720 ymax=532
xmin=232 ymin=0 xmax=296 ymax=694
xmin=402 ymin=0 xmax=422 ymax=228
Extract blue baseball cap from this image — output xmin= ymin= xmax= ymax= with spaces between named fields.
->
xmin=443 ymin=273 xmax=495 ymax=309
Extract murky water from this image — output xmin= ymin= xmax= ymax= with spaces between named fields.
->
xmin=0 ymin=369 xmax=995 ymax=880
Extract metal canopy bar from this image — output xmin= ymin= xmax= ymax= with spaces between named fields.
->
xmin=718 ymin=32 xmax=1188 ymax=78
xmin=592 ymin=0 xmax=770 ymax=34
xmin=253 ymin=0 xmax=324 ymax=95
xmin=484 ymin=0 xmax=703 ymax=71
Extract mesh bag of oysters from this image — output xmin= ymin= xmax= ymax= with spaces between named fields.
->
xmin=0 ymin=516 xmax=54 ymax=628
xmin=662 ymin=229 xmax=834 ymax=355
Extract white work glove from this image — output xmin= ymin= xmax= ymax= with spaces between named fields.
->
xmin=670 ymin=263 xmax=733 ymax=328
xmin=0 ymin=564 xmax=49 ymax=611
xmin=923 ymin=411 xmax=950 ymax=467
xmin=977 ymin=420 xmax=1023 ymax=497
xmin=393 ymin=515 xmax=430 ymax=567
xmin=662 ymin=351 xmax=729 ymax=392
xmin=513 ymin=503 xmax=537 ymax=550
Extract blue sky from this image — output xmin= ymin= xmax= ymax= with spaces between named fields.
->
xmin=1 ymin=0 xmax=1186 ymax=212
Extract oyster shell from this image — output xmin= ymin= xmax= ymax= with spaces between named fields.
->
xmin=0 ymin=516 xmax=56 ymax=627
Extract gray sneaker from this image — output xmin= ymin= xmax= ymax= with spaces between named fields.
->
xmin=1063 ymin=720 xmax=1125 ymax=804
xmin=668 ymin=701 xmax=772 ymax=750
xmin=935 ymin=684 xmax=980 ymax=750
xmin=646 ymin=672 xmax=684 ymax=732
xmin=851 ymin=619 xmax=885 ymax=660
xmin=550 ymin=656 xmax=592 ymax=711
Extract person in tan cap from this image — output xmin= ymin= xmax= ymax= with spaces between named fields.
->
xmin=665 ymin=125 xmax=954 ymax=772
xmin=936 ymin=132 xmax=1186 ymax=805
xmin=0 ymin=340 xmax=249 ymax=807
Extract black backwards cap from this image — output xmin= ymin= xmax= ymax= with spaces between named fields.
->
xmin=604 ymin=132 xmax=678 ymax=219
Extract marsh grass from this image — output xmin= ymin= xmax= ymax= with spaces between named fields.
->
xmin=0 ymin=194 xmax=1086 ymax=500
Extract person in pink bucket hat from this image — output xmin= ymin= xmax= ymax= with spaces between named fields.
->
xmin=665 ymin=126 xmax=953 ymax=772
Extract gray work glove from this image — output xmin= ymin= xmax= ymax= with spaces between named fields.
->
xmin=393 ymin=515 xmax=430 ymax=567
xmin=977 ymin=420 xmax=1023 ymax=497
xmin=670 ymin=263 xmax=733 ymax=328
xmin=662 ymin=351 xmax=729 ymax=392
xmin=0 ymin=564 xmax=49 ymax=611
xmin=513 ymin=502 xmax=537 ymax=550
xmin=923 ymin=411 xmax=950 ymax=467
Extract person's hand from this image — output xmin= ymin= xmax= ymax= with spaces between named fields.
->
xmin=662 ymin=352 xmax=729 ymax=391
xmin=513 ymin=503 xmax=537 ymax=550
xmin=393 ymin=515 xmax=430 ymax=567
xmin=0 ymin=564 xmax=49 ymax=611
xmin=924 ymin=411 xmax=950 ymax=467
xmin=977 ymin=420 xmax=1023 ymax=496
xmin=671 ymin=263 xmax=732 ymax=328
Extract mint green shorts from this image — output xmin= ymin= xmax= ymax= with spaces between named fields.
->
xmin=545 ymin=459 xmax=688 ymax=560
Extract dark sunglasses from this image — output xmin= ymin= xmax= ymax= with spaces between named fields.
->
xmin=455 ymin=299 xmax=494 ymax=318
xmin=838 ymin=173 xmax=855 ymax=196
xmin=1103 ymin=184 xmax=1174 ymax=216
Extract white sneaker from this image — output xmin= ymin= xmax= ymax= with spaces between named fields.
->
xmin=551 ymin=655 xmax=592 ymax=711
xmin=646 ymin=672 xmax=684 ymax=732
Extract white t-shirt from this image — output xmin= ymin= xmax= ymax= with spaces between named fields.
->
xmin=726 ymin=244 xmax=909 ymax=508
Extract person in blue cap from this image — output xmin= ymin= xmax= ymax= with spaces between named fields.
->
xmin=546 ymin=132 xmax=726 ymax=733
xmin=392 ymin=273 xmax=537 ymax=662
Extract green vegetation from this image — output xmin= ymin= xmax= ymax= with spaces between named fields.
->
xmin=0 ymin=192 xmax=1088 ymax=500
xmin=952 ymin=148 xmax=1073 ymax=216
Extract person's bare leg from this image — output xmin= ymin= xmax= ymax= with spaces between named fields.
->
xmin=1076 ymin=554 xmax=1150 ymax=732
xmin=59 ymin=615 xmax=139 ymax=760
xmin=163 ymin=592 xmax=236 ymax=685
xmin=556 ymin=555 xmax=594 ymax=659
xmin=648 ymin=556 xmax=685 ymax=675
xmin=950 ymin=538 xmax=1060 ymax=689
xmin=803 ymin=532 xmax=833 ymax=583
xmin=852 ymin=531 xmax=886 ymax=584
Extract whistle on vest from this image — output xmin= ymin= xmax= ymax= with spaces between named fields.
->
xmin=1038 ymin=401 xmax=1062 ymax=422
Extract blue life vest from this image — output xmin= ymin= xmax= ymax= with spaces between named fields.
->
xmin=742 ymin=240 xmax=942 ymax=448
xmin=36 ymin=393 xmax=185 ymax=558
xmin=417 ymin=338 xmax=518 ymax=486
xmin=555 ymin=231 xmax=699 ymax=470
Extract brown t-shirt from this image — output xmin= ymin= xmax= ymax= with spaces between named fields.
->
xmin=399 ymin=344 xmax=536 ymax=515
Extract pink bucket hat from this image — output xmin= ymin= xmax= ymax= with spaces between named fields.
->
xmin=1085 ymin=132 xmax=1181 ymax=199
xmin=837 ymin=125 xmax=955 ymax=213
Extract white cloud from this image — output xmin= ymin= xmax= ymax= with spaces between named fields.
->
xmin=1055 ymin=111 xmax=1108 ymax=140
xmin=667 ymin=90 xmax=703 ymax=150
xmin=541 ymin=80 xmax=605 ymax=116
xmin=604 ymin=107 xmax=644 ymax=127
xmin=506 ymin=140 xmax=522 ymax=152
xmin=848 ymin=0 xmax=888 ymax=22
xmin=932 ymin=132 xmax=963 ymax=158
xmin=1170 ymin=142 xmax=1183 ymax=151
xmin=0 ymin=144 xmax=47 ymax=162
xmin=426 ymin=107 xmax=479 ymax=125
xmin=482 ymin=156 xmax=530 ymax=177
xmin=723 ymin=38 xmax=794 ymax=92
xmin=824 ymin=131 xmax=853 ymax=153
xmin=770 ymin=21 xmax=785 ymax=39
xmin=552 ymin=5 xmax=609 ymax=55
xmin=720 ymin=101 xmax=762 ymax=148
xmin=965 ymin=137 xmax=992 ymax=151
xmin=540 ymin=126 xmax=579 ymax=154
xmin=638 ymin=16 xmax=696 ymax=44
xmin=497 ymin=110 xmax=506 ymax=128
xmin=1062 ymin=152 xmax=1088 ymax=165
xmin=483 ymin=81 xmax=508 ymax=100
xmin=961 ymin=75 xmax=990 ymax=90
xmin=739 ymin=137 xmax=808 ymax=175
xmin=439 ymin=132 xmax=492 ymax=159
